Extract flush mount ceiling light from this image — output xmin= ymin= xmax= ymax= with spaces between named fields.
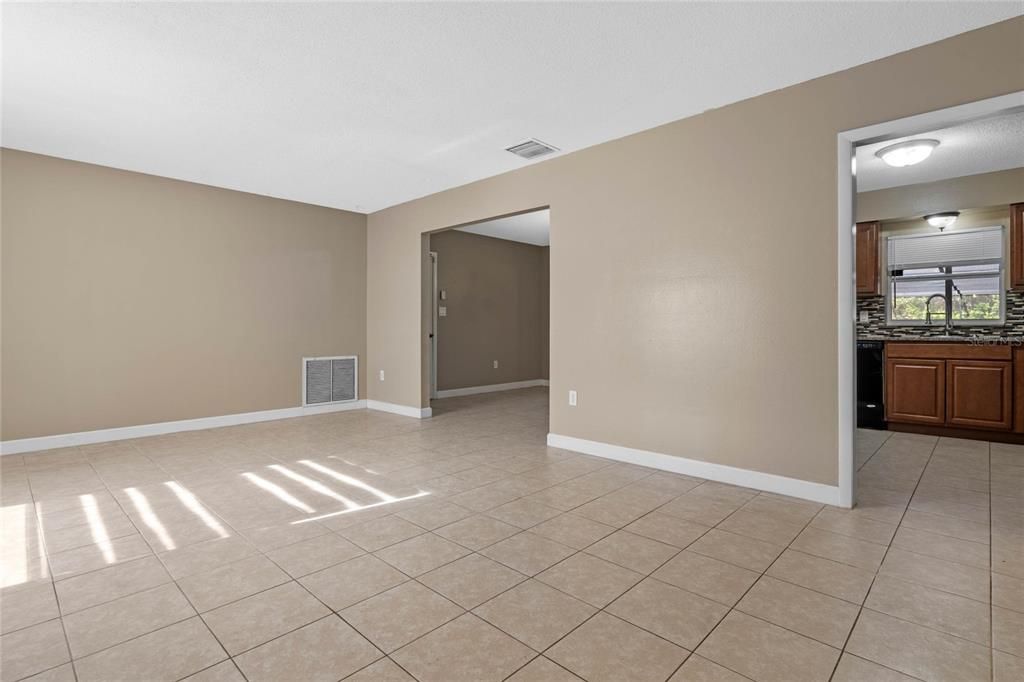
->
xmin=875 ymin=139 xmax=939 ymax=167
xmin=925 ymin=211 xmax=960 ymax=231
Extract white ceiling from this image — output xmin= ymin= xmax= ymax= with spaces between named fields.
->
xmin=857 ymin=110 xmax=1024 ymax=192
xmin=3 ymin=3 xmax=1021 ymax=212
xmin=456 ymin=210 xmax=550 ymax=247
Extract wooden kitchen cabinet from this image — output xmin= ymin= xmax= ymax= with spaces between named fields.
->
xmin=946 ymin=360 xmax=1012 ymax=431
xmin=1010 ymin=203 xmax=1024 ymax=289
xmin=1014 ymin=348 xmax=1024 ymax=433
xmin=856 ymin=221 xmax=880 ymax=297
xmin=886 ymin=358 xmax=945 ymax=425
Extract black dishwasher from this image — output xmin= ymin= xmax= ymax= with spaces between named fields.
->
xmin=857 ymin=341 xmax=886 ymax=429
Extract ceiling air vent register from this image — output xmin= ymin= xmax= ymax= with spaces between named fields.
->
xmin=505 ymin=138 xmax=559 ymax=160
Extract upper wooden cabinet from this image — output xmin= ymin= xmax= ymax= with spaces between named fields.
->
xmin=946 ymin=359 xmax=1012 ymax=431
xmin=856 ymin=221 xmax=880 ymax=297
xmin=1011 ymin=203 xmax=1024 ymax=289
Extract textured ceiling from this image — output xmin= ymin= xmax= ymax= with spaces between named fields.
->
xmin=3 ymin=2 xmax=1021 ymax=212
xmin=857 ymin=110 xmax=1024 ymax=192
xmin=456 ymin=210 xmax=550 ymax=247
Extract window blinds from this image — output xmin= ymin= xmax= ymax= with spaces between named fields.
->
xmin=887 ymin=227 xmax=1003 ymax=270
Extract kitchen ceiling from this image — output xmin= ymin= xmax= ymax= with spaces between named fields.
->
xmin=857 ymin=110 xmax=1024 ymax=192
xmin=3 ymin=2 xmax=1020 ymax=212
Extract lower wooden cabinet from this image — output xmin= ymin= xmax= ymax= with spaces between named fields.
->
xmin=886 ymin=358 xmax=945 ymax=425
xmin=946 ymin=360 xmax=1012 ymax=430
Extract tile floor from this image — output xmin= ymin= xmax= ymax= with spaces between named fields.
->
xmin=0 ymin=387 xmax=1021 ymax=681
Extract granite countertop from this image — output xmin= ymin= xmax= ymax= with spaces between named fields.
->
xmin=858 ymin=333 xmax=1021 ymax=343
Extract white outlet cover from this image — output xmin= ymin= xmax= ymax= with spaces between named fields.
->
xmin=493 ymin=360 xmax=499 ymax=369
xmin=569 ymin=390 xmax=577 ymax=406
xmin=379 ymin=370 xmax=385 ymax=381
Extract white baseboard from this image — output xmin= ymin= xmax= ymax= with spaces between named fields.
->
xmin=436 ymin=379 xmax=549 ymax=399
xmin=367 ymin=400 xmax=432 ymax=419
xmin=1 ymin=400 xmax=368 ymax=456
xmin=547 ymin=433 xmax=840 ymax=506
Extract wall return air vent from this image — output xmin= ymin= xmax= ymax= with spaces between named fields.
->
xmin=505 ymin=138 xmax=559 ymax=160
xmin=303 ymin=356 xmax=358 ymax=406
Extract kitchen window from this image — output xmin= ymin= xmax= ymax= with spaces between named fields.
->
xmin=886 ymin=226 xmax=1004 ymax=326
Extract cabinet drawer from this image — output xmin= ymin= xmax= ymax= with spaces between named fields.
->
xmin=886 ymin=358 xmax=945 ymax=425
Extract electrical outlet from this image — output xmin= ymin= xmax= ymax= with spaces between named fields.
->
xmin=859 ymin=310 xmax=869 ymax=323
xmin=493 ymin=360 xmax=499 ymax=369
xmin=379 ymin=370 xmax=385 ymax=381
xmin=568 ymin=390 xmax=577 ymax=407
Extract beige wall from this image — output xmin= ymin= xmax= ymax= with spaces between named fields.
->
xmin=367 ymin=17 xmax=1024 ymax=487
xmin=1 ymin=150 xmax=367 ymax=440
xmin=858 ymin=167 xmax=1024 ymax=222
xmin=430 ymin=230 xmax=547 ymax=390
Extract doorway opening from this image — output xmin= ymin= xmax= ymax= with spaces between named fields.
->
xmin=839 ymin=91 xmax=1023 ymax=508
xmin=425 ymin=207 xmax=550 ymax=424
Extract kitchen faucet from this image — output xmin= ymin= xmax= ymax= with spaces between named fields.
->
xmin=924 ymin=293 xmax=953 ymax=332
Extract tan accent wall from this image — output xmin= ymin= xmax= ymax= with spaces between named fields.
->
xmin=430 ymin=230 xmax=547 ymax=390
xmin=1 ymin=150 xmax=367 ymax=440
xmin=367 ymin=18 xmax=1024 ymax=486
xmin=857 ymin=167 xmax=1024 ymax=222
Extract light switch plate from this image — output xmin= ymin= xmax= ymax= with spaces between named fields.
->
xmin=569 ymin=390 xmax=577 ymax=407
xmin=439 ymin=306 xmax=447 ymax=317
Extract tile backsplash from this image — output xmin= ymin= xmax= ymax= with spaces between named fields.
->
xmin=857 ymin=290 xmax=1024 ymax=339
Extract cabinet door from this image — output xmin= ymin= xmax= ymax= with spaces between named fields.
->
xmin=1015 ymin=348 xmax=1024 ymax=433
xmin=856 ymin=221 xmax=880 ymax=297
xmin=1010 ymin=203 xmax=1024 ymax=290
xmin=886 ymin=358 xmax=945 ymax=425
xmin=947 ymin=359 xmax=1012 ymax=431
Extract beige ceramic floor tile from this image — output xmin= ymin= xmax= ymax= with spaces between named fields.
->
xmin=668 ymin=655 xmax=749 ymax=681
xmin=395 ymin=500 xmax=474 ymax=530
xmin=63 ymin=582 xmax=196 ymax=658
xmin=21 ymin=663 xmax=77 ymax=682
xmin=696 ymin=610 xmax=840 ymax=682
xmin=486 ymin=498 xmax=563 ymax=529
xmin=831 ymin=653 xmax=919 ymax=682
xmin=536 ymin=552 xmax=643 ymax=608
xmin=506 ymin=656 xmax=583 ymax=682
xmin=547 ymin=612 xmax=687 ymax=682
xmin=233 ymin=616 xmax=381 ymax=682
xmin=879 ymin=548 xmax=990 ymax=603
xmin=717 ymin=509 xmax=806 ymax=545
xmin=158 ymin=536 xmax=258 ymax=581
xmin=530 ymin=513 xmax=616 ymax=550
xmin=340 ymin=580 xmax=462 ymax=652
xmin=299 ymin=554 xmax=407 ymax=610
xmin=242 ymin=521 xmax=330 ymax=552
xmin=55 ymin=555 xmax=172 ymax=614
xmin=687 ymin=529 xmax=784 ymax=572
xmin=623 ymin=513 xmax=709 ymax=549
xmin=891 ymin=526 xmax=990 ymax=569
xmin=790 ymin=527 xmax=886 ymax=572
xmin=391 ymin=613 xmax=534 ymax=682
xmin=177 ymin=555 xmax=290 ymax=612
xmin=993 ymin=651 xmax=1024 ymax=682
xmin=736 ymin=575 xmax=859 ymax=649
xmin=264 ymin=533 xmax=364 ymax=577
xmin=0 ymin=619 xmax=70 ymax=682
xmin=846 ymin=609 xmax=990 ymax=682
xmin=865 ymin=575 xmax=991 ymax=645
xmin=339 ymin=515 xmax=426 ymax=551
xmin=898 ymin=509 xmax=989 ymax=545
xmin=481 ymin=532 xmax=576 ymax=576
xmin=73 ymin=617 xmax=226 ymax=682
xmin=0 ymin=582 xmax=59 ymax=635
xmin=607 ymin=577 xmax=728 ymax=649
xmin=655 ymin=494 xmax=744 ymax=527
xmin=418 ymin=553 xmax=525 ymax=609
xmin=342 ymin=657 xmax=416 ymax=681
xmin=585 ymin=530 xmax=679 ymax=574
xmin=473 ymin=579 xmax=596 ymax=651
xmin=993 ymin=571 xmax=1024 ymax=613
xmin=994 ymin=605 xmax=1024 ymax=657
xmin=653 ymin=550 xmax=759 ymax=606
xmin=809 ymin=507 xmax=898 ymax=546
xmin=373 ymin=532 xmax=469 ymax=576
xmin=201 ymin=581 xmax=330 ymax=655
xmin=434 ymin=514 xmax=521 ymax=550
xmin=181 ymin=660 xmax=246 ymax=682
xmin=766 ymin=549 xmax=874 ymax=604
